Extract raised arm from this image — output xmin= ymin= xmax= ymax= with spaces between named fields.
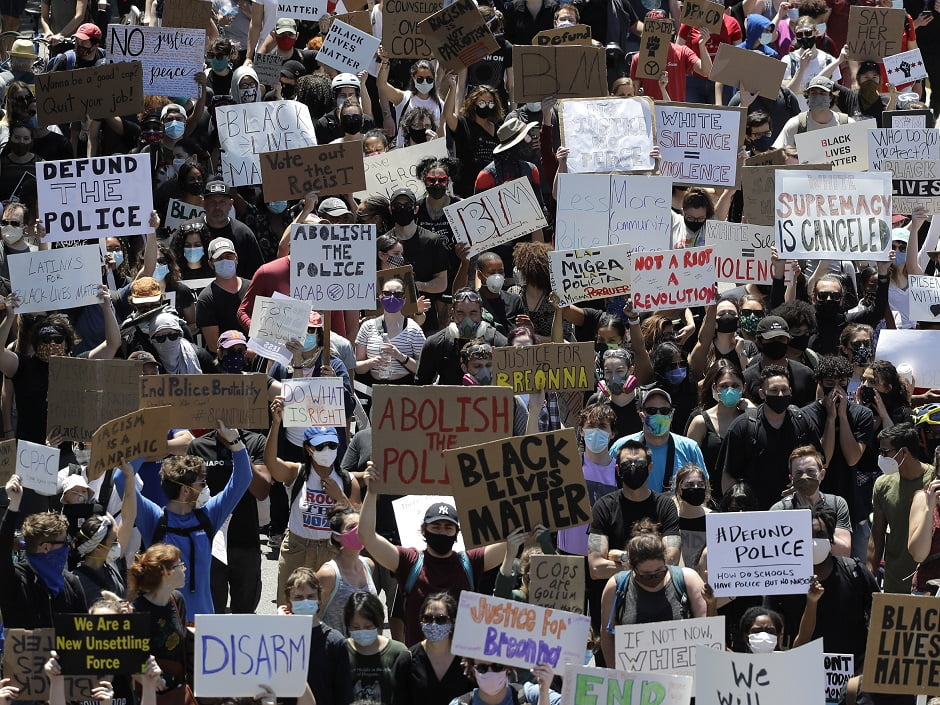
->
xmin=358 ymin=462 xmax=402 ymax=572
xmin=0 ymin=296 xmax=20 ymax=379
xmin=909 ymin=481 xmax=940 ymax=563
xmin=264 ymin=398 xmax=301 ymax=485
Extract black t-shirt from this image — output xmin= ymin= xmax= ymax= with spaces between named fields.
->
xmin=185 ymin=217 xmax=264 ymax=280
xmin=394 ymin=226 xmax=448 ymax=284
xmin=466 ymin=34 xmax=513 ymax=108
xmin=416 ymin=198 xmax=461 ymax=287
xmin=743 ymin=357 xmax=817 ymax=407
xmin=207 ymin=69 xmax=233 ymax=97
xmin=588 ymin=489 xmax=680 ymax=553
xmin=480 ymin=289 xmax=525 ymax=336
xmin=585 ymin=391 xmax=642 ymax=442
xmin=33 ymin=131 xmax=73 ymax=161
xmin=573 ymin=306 xmax=605 ymax=342
xmin=195 ymin=279 xmax=250 ymax=334
xmin=451 ymin=116 xmax=500 ymax=198
xmin=188 ymin=430 xmax=265 ymax=548
xmin=180 ymin=263 xmax=214 ymax=282
xmin=11 ymin=353 xmax=50 ymax=443
xmin=314 ymin=111 xmax=377 ymax=144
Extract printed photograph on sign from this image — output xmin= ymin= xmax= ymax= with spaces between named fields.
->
xmin=631 ymin=246 xmax=716 ymax=312
xmin=290 ymin=223 xmax=377 ymax=310
xmin=559 ymin=97 xmax=655 ymax=173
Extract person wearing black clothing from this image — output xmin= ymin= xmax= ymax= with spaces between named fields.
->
xmin=729 ymin=87 xmax=802 ymax=142
xmin=314 ymin=73 xmax=376 ymax=144
xmin=742 ymin=316 xmax=817 ymax=406
xmin=466 ymin=7 xmax=513 ymax=110
xmin=502 ymin=0 xmax=559 ymax=45
xmin=471 ymin=251 xmax=524 ymax=336
xmin=805 ymin=270 xmax=888 ymax=357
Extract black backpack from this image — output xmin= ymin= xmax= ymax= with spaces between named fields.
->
xmin=150 ymin=508 xmax=215 ymax=591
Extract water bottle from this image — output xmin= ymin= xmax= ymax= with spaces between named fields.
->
xmin=378 ymin=333 xmax=391 ymax=380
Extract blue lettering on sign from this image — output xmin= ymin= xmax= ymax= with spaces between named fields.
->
xmin=200 ymin=632 xmax=309 ymax=679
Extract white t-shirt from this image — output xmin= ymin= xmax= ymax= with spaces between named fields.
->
xmin=287 ymin=467 xmax=344 ymax=539
xmin=782 ymin=50 xmax=841 ymax=111
xmin=393 ymin=91 xmax=443 ymax=146
xmin=774 ymin=112 xmax=855 ymax=148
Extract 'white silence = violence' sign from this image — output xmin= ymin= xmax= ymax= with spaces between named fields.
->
xmin=704 ymin=221 xmax=776 ymax=285
xmin=548 ymin=244 xmax=631 ymax=306
xmin=446 ymin=178 xmax=547 ymax=256
xmin=290 ymin=223 xmax=377 ymax=310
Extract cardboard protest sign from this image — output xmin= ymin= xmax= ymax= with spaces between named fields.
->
xmin=774 ymin=170 xmax=892 ymax=261
xmin=794 ymin=121 xmax=872 ymax=172
xmin=696 ymin=639 xmax=825 ymax=705
xmin=631 ymin=247 xmax=717 ymax=312
xmin=108 ymin=26 xmax=205 ymax=98
xmin=883 ymin=48 xmax=927 ymax=86
xmin=705 ymin=221 xmax=777 ymax=284
xmin=247 ymin=294 xmax=312 ymax=366
xmin=745 ymin=148 xmax=786 ymax=167
xmin=165 ymin=198 xmax=205 ymax=230
xmin=555 ymin=173 xmax=672 ymax=251
xmin=2 ymin=629 xmax=95 ymax=701
xmin=492 ymin=342 xmax=594 ymax=393
xmin=140 ymin=374 xmax=268 ymax=429
xmin=533 ymin=24 xmax=592 ymax=45
xmin=392 ymin=494 xmax=466 ymax=551
xmin=0 ymin=439 xmax=15 ymax=485
xmin=194 ymin=615 xmax=313 ymax=697
xmin=290 ymin=223 xmax=376 ymax=310
xmin=332 ymin=10 xmax=372 ymax=34
xmin=705 ymin=509 xmax=812 ymax=597
xmin=371 ymin=265 xmax=419 ymax=316
xmin=382 ymin=0 xmax=443 ymax=58
xmin=8 ymin=245 xmax=103 ymax=314
xmin=418 ymin=0 xmax=498 ymax=71
xmin=37 ymin=155 xmax=153 ymax=241
xmin=88 ymin=407 xmax=171 ymax=481
xmin=877 ymin=329 xmax=940 ymax=389
xmin=549 ymin=245 xmax=632 ymax=305
xmin=356 ymin=138 xmax=447 ymax=200
xmin=742 ymin=163 xmax=831 ymax=226
xmin=825 ymin=654 xmax=854 ymax=705
xmin=275 ymin=0 xmax=327 ymax=22
xmin=512 ymin=45 xmax=606 ymax=101
xmin=443 ymin=429 xmax=591 ymax=548
xmin=655 ymin=103 xmax=745 ymax=188
xmin=317 ymin=19 xmax=381 ymax=73
xmin=883 ymin=109 xmax=932 ymax=128
xmin=35 ymin=61 xmax=143 ymax=126
xmin=281 ymin=377 xmax=346 ymax=427
xmin=863 ymin=593 xmax=940 ymax=695
xmin=16 ymin=440 xmax=60 ymax=496
xmin=252 ymin=52 xmax=286 ymax=87
xmin=709 ymin=43 xmax=787 ymax=100
xmin=446 ymin=178 xmax=548 ymax=256
xmin=53 ymin=614 xmax=150 ymax=675
xmin=216 ymin=101 xmax=317 ymax=186
xmin=452 ymin=591 xmax=590 ymax=669
xmin=680 ymin=0 xmax=724 ymax=34
xmin=636 ymin=18 xmax=674 ymax=79
xmin=561 ymin=663 xmax=693 ymax=705
xmin=161 ymin=0 xmax=213 ymax=28
xmin=559 ymin=97 xmax=656 ymax=173
xmin=845 ymin=6 xmax=904 ymax=61
xmin=371 ymin=385 xmax=514 ymax=494
xmin=529 ymin=554 xmax=585 ymax=613
xmin=869 ymin=128 xmax=940 ymax=214
xmin=908 ymin=275 xmax=940 ymax=323
xmin=48 ymin=358 xmax=146 ymax=442
xmin=615 ymin=616 xmax=725 ymax=685
xmin=261 ymin=141 xmax=364 ymax=199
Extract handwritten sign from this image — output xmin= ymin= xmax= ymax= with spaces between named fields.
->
xmin=845 ymin=7 xmax=904 ymax=61
xmin=877 ymin=329 xmax=940 ymax=389
xmin=140 ymin=374 xmax=268 ymax=429
xmin=282 ymin=378 xmax=346 ymax=427
xmin=884 ymin=48 xmax=927 ymax=86
xmin=418 ymin=0 xmax=498 ymax=70
xmin=533 ymin=24 xmax=592 ymax=45
xmin=705 ymin=509 xmax=812 ymax=597
xmin=869 ymin=128 xmax=940 ymax=214
xmin=632 ymin=247 xmax=716 ymax=312
xmin=655 ymin=103 xmax=744 ymax=188
xmin=382 ymin=0 xmax=443 ymax=58
xmin=247 ymin=294 xmax=311 ymax=366
xmin=216 ymin=101 xmax=317 ymax=186
xmin=88 ymin=407 xmax=171 ymax=481
xmin=252 ymin=52 xmax=285 ymax=86
xmin=164 ymin=198 xmax=205 ymax=231
xmin=452 ymin=592 xmax=590 ymax=669
xmin=549 ymin=245 xmax=632 ymax=305
xmin=555 ymin=174 xmax=671 ymax=251
xmin=774 ymin=170 xmax=892 ymax=261
xmin=108 ymin=26 xmax=205 ymax=97
xmin=261 ymin=141 xmax=363 ymax=200
xmin=35 ymin=61 xmax=143 ymax=126
xmin=742 ymin=163 xmax=831 ymax=226
xmin=290 ymin=223 xmax=376 ymax=310
xmin=446 ymin=178 xmax=547 ymax=256
xmin=392 ymin=494 xmax=466 ymax=551
xmin=529 ymin=554 xmax=585 ymax=614
xmin=863 ymin=593 xmax=940 ymax=695
xmin=0 ymin=439 xmax=15 ymax=485
xmin=680 ymin=0 xmax=724 ymax=33
xmin=16 ymin=440 xmax=60 ymax=496
xmin=443 ymin=429 xmax=590 ymax=548
xmin=883 ymin=109 xmax=932 ymax=129
xmin=794 ymin=121 xmax=872 ymax=172
xmin=561 ymin=663 xmax=693 ymax=705
xmin=275 ymin=0 xmax=327 ymax=22
xmin=636 ymin=18 xmax=674 ymax=79
xmin=371 ymin=385 xmax=514 ymax=494
xmin=318 ymin=19 xmax=380 ymax=73
xmin=908 ymin=275 xmax=940 ymax=322
xmin=705 ymin=221 xmax=777 ymax=284
xmin=2 ymin=629 xmax=95 ymax=701
xmin=511 ymin=45 xmax=606 ymax=102
xmin=37 ymin=154 xmax=153 ymax=241
xmin=8 ymin=245 xmax=103 ymax=314
xmin=194 ymin=615 xmax=313 ymax=697
xmin=162 ymin=0 xmax=213 ymax=28
xmin=356 ymin=138 xmax=448 ymax=200
xmin=710 ymin=43 xmax=787 ymax=100
xmin=615 ymin=616 xmax=724 ymax=689
xmin=824 ymin=654 xmax=854 ymax=705
xmin=492 ymin=342 xmax=593 ymax=393
xmin=54 ymin=613 xmax=150 ymax=675
xmin=559 ymin=97 xmax=655 ymax=173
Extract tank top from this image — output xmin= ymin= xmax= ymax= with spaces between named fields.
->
xmin=616 ymin=572 xmax=690 ymax=625
xmin=320 ymin=556 xmax=377 ymax=635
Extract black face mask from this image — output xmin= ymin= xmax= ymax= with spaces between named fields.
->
xmin=815 ymin=299 xmax=841 ymax=318
xmin=684 ymin=218 xmax=705 ymax=233
xmin=761 ymin=340 xmax=789 ymax=360
xmin=183 ymin=181 xmax=204 ymax=196
xmin=680 ymin=487 xmax=707 ymax=506
xmin=749 ymin=135 xmax=774 ymax=152
xmin=408 ymin=127 xmax=428 ymax=143
xmin=476 ymin=105 xmax=493 ymax=119
xmin=341 ymin=114 xmax=363 ymax=134
xmin=764 ymin=394 xmax=792 ymax=413
xmin=795 ymin=36 xmax=816 ymax=49
xmin=857 ymin=385 xmax=876 ymax=406
xmin=280 ymin=83 xmax=295 ymax=99
xmin=716 ymin=314 xmax=739 ymax=333
xmin=391 ymin=206 xmax=415 ymax=226
xmin=425 ymin=183 xmax=447 ymax=199
xmin=425 ymin=531 xmax=457 ymax=555
xmin=789 ymin=333 xmax=811 ymax=351
xmin=619 ymin=462 xmax=649 ymax=490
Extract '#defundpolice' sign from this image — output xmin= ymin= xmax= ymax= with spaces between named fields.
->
xmin=549 ymin=244 xmax=632 ymax=305
xmin=452 ymin=591 xmax=590 ymax=670
xmin=705 ymin=509 xmax=812 ymax=597
xmin=290 ymin=223 xmax=376 ymax=310
xmin=615 ymin=616 xmax=725 ymax=686
xmin=561 ymin=664 xmax=692 ymax=705
xmin=775 ymin=170 xmax=892 ymax=261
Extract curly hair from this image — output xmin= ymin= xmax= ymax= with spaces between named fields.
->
xmin=867 ymin=359 xmax=911 ymax=408
xmin=416 ymin=156 xmax=460 ymax=180
xmin=399 ymin=106 xmax=437 ymax=145
xmin=160 ymin=455 xmax=206 ymax=500
xmin=814 ymin=354 xmax=852 ymax=382
xmin=172 ymin=220 xmax=209 ymax=271
xmin=294 ymin=73 xmax=334 ymax=121
xmin=511 ymin=241 xmax=552 ymax=291
xmin=128 ymin=543 xmax=181 ymax=595
xmin=461 ymin=84 xmax=505 ymax=122
xmin=30 ymin=312 xmax=78 ymax=352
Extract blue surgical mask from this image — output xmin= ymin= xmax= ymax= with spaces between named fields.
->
xmin=787 ymin=7 xmax=799 ymax=20
xmin=665 ymin=367 xmax=688 ymax=385
xmin=816 ymin=22 xmax=826 ymax=34
xmin=213 ymin=259 xmax=236 ymax=279
xmin=267 ymin=200 xmax=288 ymax=214
xmin=153 ymin=263 xmax=170 ymax=281
xmin=525 ymin=102 xmax=541 ymax=112
xmin=183 ymin=246 xmax=204 ymax=263
xmin=644 ymin=413 xmax=672 ymax=437
xmin=27 ymin=113 xmax=38 ymax=129
xmin=111 ymin=251 xmax=124 ymax=267
xmin=210 ymin=57 xmax=229 ymax=72
xmin=894 ymin=251 xmax=907 ymax=268
xmin=759 ymin=32 xmax=774 ymax=45
xmin=718 ymin=387 xmax=743 ymax=408
xmin=583 ymin=428 xmax=610 ymax=454
xmin=304 ymin=333 xmax=319 ymax=351
xmin=350 ymin=629 xmax=378 ymax=646
xmin=164 ymin=120 xmax=185 ymax=139
xmin=291 ymin=599 xmax=318 ymax=615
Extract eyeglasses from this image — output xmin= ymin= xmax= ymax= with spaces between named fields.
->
xmin=420 ymin=614 xmax=451 ymax=624
xmin=668 ymin=360 xmax=688 ymax=370
xmin=172 ymin=561 xmax=186 ymax=569
xmin=636 ymin=568 xmax=668 ymax=581
xmin=1 ymin=219 xmax=22 ymax=226
xmin=40 ymin=335 xmax=65 ymax=344
xmin=454 ymin=290 xmax=481 ymax=303
xmin=425 ymin=176 xmax=449 ymax=185
xmin=816 ymin=292 xmax=841 ymax=301
xmin=13 ymin=94 xmax=33 ymax=103
xmin=152 ymin=331 xmax=182 ymax=343
xmin=381 ymin=290 xmax=405 ymax=299
xmin=643 ymin=406 xmax=672 ymax=415
xmin=618 ymin=460 xmax=649 ymax=472
xmin=474 ymin=664 xmax=506 ymax=674
xmin=314 ymin=441 xmax=338 ymax=451
xmin=878 ymin=447 xmax=900 ymax=457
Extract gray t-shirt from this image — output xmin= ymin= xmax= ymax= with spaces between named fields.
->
xmin=769 ymin=491 xmax=852 ymax=532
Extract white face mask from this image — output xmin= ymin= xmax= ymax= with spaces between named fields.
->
xmin=1 ymin=224 xmax=24 ymax=245
xmin=878 ymin=453 xmax=900 ymax=475
xmin=107 ymin=541 xmax=122 ymax=561
xmin=485 ymin=273 xmax=505 ymax=294
xmin=195 ymin=486 xmax=210 ymax=508
xmin=748 ymin=632 xmax=777 ymax=654
xmin=812 ymin=537 xmax=831 ymax=564
xmin=312 ymin=448 xmax=337 ymax=467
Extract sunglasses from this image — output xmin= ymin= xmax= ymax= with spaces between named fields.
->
xmin=420 ymin=614 xmax=451 ymax=624
xmin=314 ymin=441 xmax=338 ymax=451
xmin=618 ymin=460 xmax=649 ymax=472
xmin=816 ymin=292 xmax=841 ymax=301
xmin=13 ymin=94 xmax=33 ymax=103
xmin=152 ymin=331 xmax=182 ymax=343
xmin=454 ymin=290 xmax=481 ymax=302
xmin=474 ymin=664 xmax=506 ymax=674
xmin=382 ymin=290 xmax=405 ymax=299
xmin=40 ymin=335 xmax=65 ymax=344
xmin=1 ymin=219 xmax=22 ymax=226
xmin=643 ymin=406 xmax=672 ymax=415
xmin=425 ymin=176 xmax=449 ymax=185
xmin=635 ymin=568 xmax=668 ymax=581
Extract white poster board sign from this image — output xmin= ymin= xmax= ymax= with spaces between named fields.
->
xmin=452 ymin=591 xmax=590 ymax=670
xmin=695 ymin=640 xmax=825 ymax=705
xmin=555 ymin=173 xmax=671 ymax=251
xmin=548 ymin=244 xmax=632 ymax=306
xmin=868 ymin=128 xmax=940 ymax=214
xmin=876 ymin=328 xmax=940 ymax=389
xmin=164 ymin=198 xmax=205 ymax=231
xmin=216 ymin=101 xmax=317 ymax=186
xmin=825 ymin=654 xmax=854 ymax=705
xmin=275 ymin=0 xmax=327 ymax=22
xmin=614 ymin=616 xmax=725 ymax=687
xmin=9 ymin=245 xmax=103 ymax=314
xmin=774 ymin=170 xmax=892 ymax=261
xmin=705 ymin=221 xmax=777 ymax=285
xmin=108 ymin=25 xmax=205 ymax=97
xmin=909 ymin=274 xmax=940 ymax=323
xmin=17 ymin=440 xmax=60 ymax=496
xmin=247 ymin=294 xmax=312 ymax=366
xmin=392 ymin=494 xmax=466 ymax=552
xmin=794 ymin=121 xmax=872 ymax=172
xmin=317 ymin=20 xmax=380 ymax=73
xmin=559 ymin=97 xmax=655 ymax=173
xmin=37 ymin=154 xmax=154 ymax=241
xmin=655 ymin=103 xmax=743 ymax=188
xmin=883 ymin=48 xmax=927 ymax=86
xmin=631 ymin=246 xmax=716 ymax=312
xmin=290 ymin=223 xmax=377 ymax=310
xmin=281 ymin=377 xmax=346 ymax=427
xmin=446 ymin=178 xmax=548 ymax=256
xmin=561 ymin=664 xmax=693 ymax=705
xmin=355 ymin=138 xmax=447 ymax=201
xmin=194 ymin=614 xmax=313 ymax=697
xmin=705 ymin=509 xmax=813 ymax=597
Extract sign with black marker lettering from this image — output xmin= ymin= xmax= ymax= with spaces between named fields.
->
xmin=529 ymin=554 xmax=584 ymax=613
xmin=290 ymin=223 xmax=376 ymax=310
xmin=824 ymin=654 xmax=854 ymax=704
xmin=35 ymin=61 xmax=143 ymax=126
xmin=247 ymin=294 xmax=312 ymax=366
xmin=356 ymin=138 xmax=448 ymax=200
xmin=868 ymin=128 xmax=940 ymax=214
xmin=276 ymin=0 xmax=326 ymax=21
xmin=2 ymin=629 xmax=95 ymax=701
xmin=705 ymin=221 xmax=777 ymax=285
xmin=88 ymin=406 xmax=171 ymax=481
xmin=615 ymin=616 xmax=725 ymax=686
xmin=382 ymin=0 xmax=443 ymax=58
xmin=8 ymin=245 xmax=103 ymax=314
xmin=418 ymin=0 xmax=498 ymax=71
xmin=318 ymin=19 xmax=380 ymax=73
xmin=679 ymin=0 xmax=724 ymax=34
xmin=549 ymin=244 xmax=632 ymax=305
xmin=511 ymin=45 xmax=606 ymax=101
xmin=845 ymin=7 xmax=904 ymax=61
xmin=107 ymin=25 xmax=205 ymax=97
xmin=909 ymin=275 xmax=940 ymax=322
xmin=260 ymin=141 xmax=365 ymax=200
xmin=492 ymin=342 xmax=594 ymax=393
xmin=54 ymin=613 xmax=151 ymax=675
xmin=164 ymin=198 xmax=205 ymax=230
xmin=705 ymin=509 xmax=812 ymax=597
xmin=863 ymin=593 xmax=940 ymax=695
xmin=655 ymin=103 xmax=745 ymax=189
xmin=282 ymin=378 xmax=346 ymax=427
xmin=743 ymin=163 xmax=832 ymax=226
xmin=445 ymin=178 xmax=548 ymax=256
xmin=559 ymin=97 xmax=655 ymax=173
xmin=636 ymin=18 xmax=673 ymax=79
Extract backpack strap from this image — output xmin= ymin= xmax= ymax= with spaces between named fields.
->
xmin=797 ymin=111 xmax=809 ymax=134
xmin=404 ymin=550 xmax=474 ymax=595
xmin=320 ymin=559 xmax=342 ymax=614
xmin=605 ymin=570 xmax=632 ymax=634
xmin=150 ymin=507 xmax=215 ymax=592
xmin=457 ymin=550 xmax=474 ymax=590
xmin=97 ymin=468 xmax=115 ymax=510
